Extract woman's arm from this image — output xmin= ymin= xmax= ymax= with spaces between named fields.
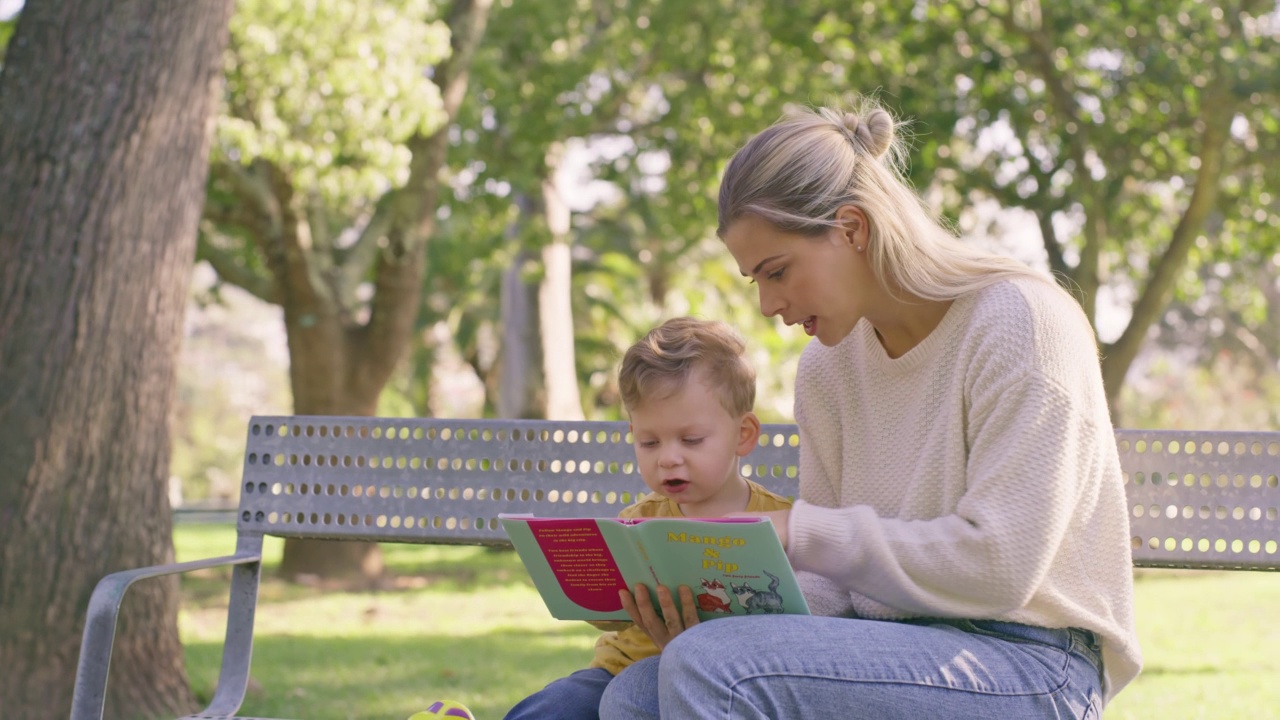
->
xmin=790 ymin=371 xmax=1105 ymax=617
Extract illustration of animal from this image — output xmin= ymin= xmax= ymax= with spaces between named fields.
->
xmin=695 ymin=578 xmax=733 ymax=614
xmin=729 ymin=570 xmax=785 ymax=614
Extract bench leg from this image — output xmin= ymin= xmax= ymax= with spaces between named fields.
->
xmin=199 ymin=554 xmax=263 ymax=716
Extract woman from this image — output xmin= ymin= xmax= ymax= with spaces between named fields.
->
xmin=600 ymin=97 xmax=1142 ymax=719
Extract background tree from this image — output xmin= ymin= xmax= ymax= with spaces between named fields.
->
xmin=179 ymin=0 xmax=1280 ymax=516
xmin=0 ymin=1 xmax=234 ymax=718
xmin=428 ymin=0 xmax=865 ymax=421
xmin=915 ymin=0 xmax=1280 ymax=412
xmin=197 ymin=0 xmax=494 ymax=581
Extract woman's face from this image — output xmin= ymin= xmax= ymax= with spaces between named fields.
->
xmin=722 ymin=211 xmax=870 ymax=346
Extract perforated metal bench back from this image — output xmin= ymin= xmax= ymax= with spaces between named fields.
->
xmin=1116 ymin=430 xmax=1278 ymax=570
xmin=236 ymin=417 xmax=800 ymax=544
xmin=237 ymin=416 xmax=1279 ymax=570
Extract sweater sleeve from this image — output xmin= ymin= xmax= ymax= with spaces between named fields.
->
xmin=789 ymin=369 xmax=1101 ymax=618
xmin=796 ymin=571 xmax=858 ymax=617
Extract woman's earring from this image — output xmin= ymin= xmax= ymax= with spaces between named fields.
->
xmin=856 ymin=245 xmax=864 ymax=251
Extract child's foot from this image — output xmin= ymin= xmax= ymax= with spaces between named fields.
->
xmin=408 ymin=700 xmax=476 ymax=719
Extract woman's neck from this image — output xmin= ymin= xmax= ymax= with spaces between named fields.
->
xmin=867 ymin=294 xmax=954 ymax=359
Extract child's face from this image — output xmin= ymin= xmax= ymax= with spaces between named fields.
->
xmin=628 ymin=368 xmax=760 ymax=517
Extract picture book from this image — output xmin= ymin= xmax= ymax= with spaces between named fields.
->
xmin=499 ymin=514 xmax=810 ymax=622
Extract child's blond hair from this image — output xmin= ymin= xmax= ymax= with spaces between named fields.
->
xmin=619 ymin=317 xmax=755 ymax=418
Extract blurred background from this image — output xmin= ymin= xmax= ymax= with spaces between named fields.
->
xmin=149 ymin=0 xmax=1280 ymax=508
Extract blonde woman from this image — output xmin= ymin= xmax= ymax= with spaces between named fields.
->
xmin=603 ymin=98 xmax=1142 ymax=719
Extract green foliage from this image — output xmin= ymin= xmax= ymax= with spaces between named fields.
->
xmin=219 ymin=0 xmax=449 ymax=206
xmin=430 ymin=0 xmax=862 ymax=419
xmin=0 ymin=18 xmax=14 ymax=56
xmin=202 ymin=0 xmax=456 ymax=321
xmin=914 ymin=1 xmax=1279 ymax=325
xmin=192 ymin=0 xmax=1279 ymax=429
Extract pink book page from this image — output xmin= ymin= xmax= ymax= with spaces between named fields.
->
xmin=528 ymin=519 xmax=628 ymax=612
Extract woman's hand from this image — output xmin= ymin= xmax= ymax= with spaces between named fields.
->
xmin=618 ymin=582 xmax=700 ymax=650
xmin=726 ymin=509 xmax=791 ymax=551
xmin=585 ymin=620 xmax=633 ymax=632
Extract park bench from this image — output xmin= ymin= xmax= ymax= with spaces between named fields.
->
xmin=71 ymin=415 xmax=1280 ymax=719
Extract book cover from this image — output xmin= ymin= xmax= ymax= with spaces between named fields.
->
xmin=499 ymin=514 xmax=810 ymax=622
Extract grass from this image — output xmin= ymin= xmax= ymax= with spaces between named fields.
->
xmin=175 ymin=524 xmax=1280 ymax=719
xmin=1105 ymin=569 xmax=1280 ymax=720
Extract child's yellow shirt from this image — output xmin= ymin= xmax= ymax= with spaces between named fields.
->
xmin=588 ymin=479 xmax=794 ymax=675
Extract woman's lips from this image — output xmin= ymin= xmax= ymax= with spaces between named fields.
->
xmin=802 ymin=316 xmax=816 ymax=336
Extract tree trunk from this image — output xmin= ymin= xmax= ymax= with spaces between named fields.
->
xmin=1100 ymin=89 xmax=1236 ymax=415
xmin=0 ymin=2 xmax=234 ymax=718
xmin=274 ymin=387 xmax=386 ymax=584
xmin=275 ymin=0 xmax=496 ymax=582
xmin=498 ymin=193 xmax=545 ymax=419
xmin=539 ymin=143 xmax=585 ymax=421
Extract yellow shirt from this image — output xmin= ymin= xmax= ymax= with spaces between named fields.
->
xmin=588 ymin=479 xmax=795 ymax=675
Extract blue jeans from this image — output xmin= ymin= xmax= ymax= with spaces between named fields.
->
xmin=505 ymin=667 xmax=615 ymax=720
xmin=599 ymin=617 xmax=1104 ymax=719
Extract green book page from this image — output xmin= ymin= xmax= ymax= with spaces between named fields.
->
xmin=500 ymin=515 xmax=810 ymax=622
xmin=630 ymin=518 xmax=810 ymax=620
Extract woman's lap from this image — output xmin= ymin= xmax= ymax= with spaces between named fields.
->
xmin=599 ymin=615 xmax=1103 ymax=720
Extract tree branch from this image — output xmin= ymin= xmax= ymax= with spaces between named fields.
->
xmin=1101 ymin=87 xmax=1236 ymax=401
xmin=195 ymin=230 xmax=280 ymax=304
xmin=261 ymin=157 xmax=330 ymax=317
xmin=989 ymin=4 xmax=1091 ymax=179
xmin=350 ymin=0 xmax=495 ymax=402
xmin=335 ymin=198 xmax=393 ymax=301
xmin=207 ymin=158 xmax=280 ymax=240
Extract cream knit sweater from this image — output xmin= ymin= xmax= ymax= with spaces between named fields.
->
xmin=787 ymin=278 xmax=1142 ymax=704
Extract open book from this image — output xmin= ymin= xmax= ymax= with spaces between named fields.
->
xmin=499 ymin=514 xmax=810 ymax=622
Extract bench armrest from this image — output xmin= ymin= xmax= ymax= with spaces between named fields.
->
xmin=71 ymin=548 xmax=264 ymax=720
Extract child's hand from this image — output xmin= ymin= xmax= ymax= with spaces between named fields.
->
xmin=726 ymin=509 xmax=791 ymax=551
xmin=619 ymin=583 xmax=700 ymax=650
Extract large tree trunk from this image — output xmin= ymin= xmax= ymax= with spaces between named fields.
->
xmin=0 ymin=2 xmax=234 ymax=719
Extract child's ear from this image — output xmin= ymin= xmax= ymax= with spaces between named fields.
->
xmin=735 ymin=412 xmax=762 ymax=457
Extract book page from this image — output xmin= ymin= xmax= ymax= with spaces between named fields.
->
xmin=525 ymin=519 xmax=628 ymax=612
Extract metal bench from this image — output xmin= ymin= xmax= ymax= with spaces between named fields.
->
xmin=71 ymin=416 xmax=1280 ymax=719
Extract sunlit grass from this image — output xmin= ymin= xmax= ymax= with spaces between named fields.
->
xmin=176 ymin=524 xmax=597 ymax=719
xmin=176 ymin=525 xmax=1280 ymax=719
xmin=1104 ymin=569 xmax=1280 ymax=720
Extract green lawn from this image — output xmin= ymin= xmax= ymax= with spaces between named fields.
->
xmin=175 ymin=525 xmax=1280 ymax=719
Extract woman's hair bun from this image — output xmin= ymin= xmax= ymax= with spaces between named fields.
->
xmin=840 ymin=108 xmax=894 ymax=159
